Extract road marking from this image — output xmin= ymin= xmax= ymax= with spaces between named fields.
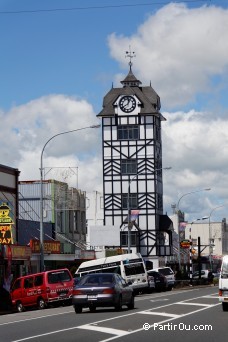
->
xmin=150 ymin=298 xmax=169 ymax=302
xmin=77 ymin=324 xmax=128 ymax=336
xmin=99 ymin=303 xmax=221 ymax=342
xmin=139 ymin=311 xmax=180 ymax=318
xmin=0 ymin=310 xmax=73 ymax=326
xmin=203 ymin=295 xmax=218 ymax=298
xmin=176 ymin=302 xmax=213 ymax=307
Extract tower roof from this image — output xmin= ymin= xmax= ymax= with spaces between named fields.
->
xmin=121 ymin=66 xmax=142 ymax=87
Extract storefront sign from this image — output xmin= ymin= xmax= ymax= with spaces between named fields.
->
xmin=5 ymin=245 xmax=31 ymax=260
xmin=180 ymin=239 xmax=191 ymax=249
xmin=30 ymin=239 xmax=61 ymax=254
xmin=0 ymin=203 xmax=14 ymax=244
xmin=75 ymin=250 xmax=95 ymax=259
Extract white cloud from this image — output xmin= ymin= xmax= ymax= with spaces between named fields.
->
xmin=162 ymin=109 xmax=228 ymax=219
xmin=108 ymin=3 xmax=228 ymax=109
xmin=0 ymin=95 xmax=102 ymax=192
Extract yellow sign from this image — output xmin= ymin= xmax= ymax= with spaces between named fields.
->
xmin=0 ymin=203 xmax=14 ymax=245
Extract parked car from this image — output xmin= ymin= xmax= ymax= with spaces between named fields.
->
xmin=72 ymin=273 xmax=134 ymax=313
xmin=152 ymin=267 xmax=175 ymax=290
xmin=147 ymin=270 xmax=167 ymax=292
xmin=192 ymin=270 xmax=214 ymax=283
xmin=11 ymin=268 xmax=73 ymax=312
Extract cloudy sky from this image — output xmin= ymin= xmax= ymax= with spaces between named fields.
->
xmin=1 ymin=0 xmax=228 ymax=222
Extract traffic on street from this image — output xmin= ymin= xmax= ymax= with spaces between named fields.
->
xmin=0 ymin=286 xmax=224 ymax=342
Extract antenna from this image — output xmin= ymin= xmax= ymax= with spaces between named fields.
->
xmin=125 ymin=45 xmax=136 ymax=70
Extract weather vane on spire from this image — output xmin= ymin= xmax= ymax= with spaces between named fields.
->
xmin=125 ymin=45 xmax=135 ymax=70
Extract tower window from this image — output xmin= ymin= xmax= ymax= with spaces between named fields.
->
xmin=122 ymin=194 xmax=138 ymax=209
xmin=117 ymin=125 xmax=139 ymax=140
xmin=121 ymin=232 xmax=137 ymax=247
xmin=121 ymin=159 xmax=137 ymax=174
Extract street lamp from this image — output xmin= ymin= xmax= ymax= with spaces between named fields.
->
xmin=39 ymin=124 xmax=100 ymax=272
xmin=127 ymin=166 xmax=172 ymax=254
xmin=189 ymin=216 xmax=209 ymax=284
xmin=209 ymin=205 xmax=224 ymax=271
xmin=176 ymin=188 xmax=211 ymax=270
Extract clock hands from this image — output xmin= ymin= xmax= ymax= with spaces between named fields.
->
xmin=119 ymin=96 xmax=136 ymax=113
xmin=122 ymin=97 xmax=130 ymax=109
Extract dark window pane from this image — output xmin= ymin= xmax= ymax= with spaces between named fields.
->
xmin=121 ymin=160 xmax=137 ymax=174
xmin=122 ymin=194 xmax=138 ymax=209
xmin=118 ymin=125 xmax=139 ymax=140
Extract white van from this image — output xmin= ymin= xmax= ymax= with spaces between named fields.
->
xmin=152 ymin=267 xmax=175 ymax=290
xmin=75 ymin=253 xmax=148 ymax=294
xmin=219 ymin=255 xmax=228 ymax=311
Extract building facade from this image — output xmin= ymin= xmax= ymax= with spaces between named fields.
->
xmin=97 ymin=63 xmax=172 ymax=258
xmin=18 ymin=180 xmax=87 ymax=272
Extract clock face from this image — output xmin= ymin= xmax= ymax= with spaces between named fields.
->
xmin=119 ymin=96 xmax=136 ymax=113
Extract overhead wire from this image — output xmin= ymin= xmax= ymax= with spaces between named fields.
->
xmin=0 ymin=1 xmax=211 ymax=15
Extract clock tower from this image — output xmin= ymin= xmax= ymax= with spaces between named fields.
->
xmin=97 ymin=56 xmax=172 ymax=258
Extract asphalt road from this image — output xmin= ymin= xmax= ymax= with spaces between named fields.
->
xmin=0 ymin=286 xmax=224 ymax=342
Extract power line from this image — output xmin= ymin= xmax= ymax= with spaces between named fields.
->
xmin=0 ymin=1 xmax=210 ymax=15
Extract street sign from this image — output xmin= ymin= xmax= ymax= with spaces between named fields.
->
xmin=180 ymin=239 xmax=191 ymax=249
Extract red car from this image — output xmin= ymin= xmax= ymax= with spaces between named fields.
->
xmin=11 ymin=269 xmax=73 ymax=312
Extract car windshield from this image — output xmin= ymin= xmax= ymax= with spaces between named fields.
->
xmin=79 ymin=274 xmax=114 ymax=286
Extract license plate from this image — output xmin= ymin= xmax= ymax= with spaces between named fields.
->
xmin=59 ymin=293 xmax=67 ymax=297
xmin=88 ymin=295 xmax=97 ymax=300
xmin=223 ymin=291 xmax=228 ymax=296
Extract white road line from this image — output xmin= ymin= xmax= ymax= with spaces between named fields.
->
xmin=77 ymin=324 xmax=128 ymax=336
xmin=176 ymin=302 xmax=213 ymax=307
xmin=0 ymin=310 xmax=73 ymax=326
xmin=138 ymin=311 xmax=180 ymax=318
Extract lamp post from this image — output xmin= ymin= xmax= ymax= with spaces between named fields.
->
xmin=176 ymin=188 xmax=211 ymax=270
xmin=189 ymin=216 xmax=209 ymax=284
xmin=208 ymin=205 xmax=224 ymax=271
xmin=127 ymin=166 xmax=171 ymax=254
xmin=39 ymin=124 xmax=100 ymax=272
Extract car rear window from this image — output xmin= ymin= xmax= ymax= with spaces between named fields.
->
xmin=158 ymin=268 xmax=173 ymax=276
xmin=47 ymin=270 xmax=71 ymax=284
xmin=79 ymin=274 xmax=114 ymax=286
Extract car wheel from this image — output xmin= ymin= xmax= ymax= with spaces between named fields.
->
xmin=37 ymin=298 xmax=46 ymax=310
xmin=74 ymin=305 xmax=82 ymax=314
xmin=16 ymin=301 xmax=24 ymax=313
xmin=115 ymin=296 xmax=122 ymax=311
xmin=167 ymin=286 xmax=173 ymax=291
xmin=127 ymin=295 xmax=135 ymax=310
xmin=222 ymin=302 xmax=228 ymax=311
xmin=89 ymin=305 xmax=96 ymax=313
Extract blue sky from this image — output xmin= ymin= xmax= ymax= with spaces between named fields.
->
xmin=1 ymin=0 xmax=228 ymax=222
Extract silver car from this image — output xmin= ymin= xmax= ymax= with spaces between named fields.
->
xmin=72 ymin=273 xmax=134 ymax=313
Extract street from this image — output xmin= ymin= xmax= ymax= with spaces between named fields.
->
xmin=0 ymin=286 xmax=224 ymax=342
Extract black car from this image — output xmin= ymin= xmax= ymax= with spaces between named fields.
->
xmin=72 ymin=273 xmax=134 ymax=313
xmin=147 ymin=270 xmax=167 ymax=292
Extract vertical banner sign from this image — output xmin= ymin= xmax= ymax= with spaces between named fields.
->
xmin=130 ymin=210 xmax=140 ymax=222
xmin=179 ymin=221 xmax=187 ymax=240
xmin=0 ymin=203 xmax=14 ymax=245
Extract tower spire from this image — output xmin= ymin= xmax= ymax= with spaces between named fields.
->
xmin=125 ymin=45 xmax=135 ymax=71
